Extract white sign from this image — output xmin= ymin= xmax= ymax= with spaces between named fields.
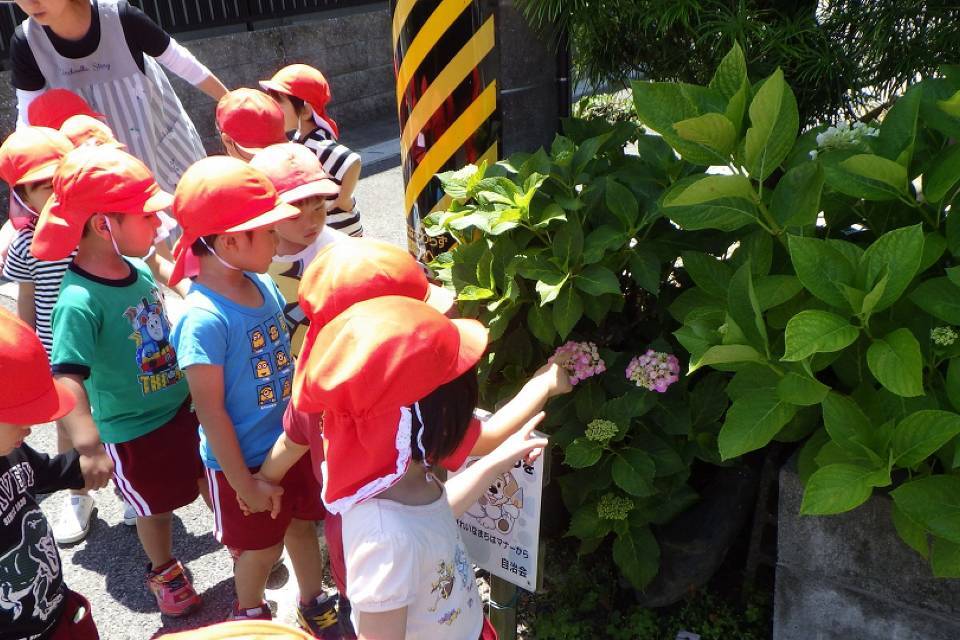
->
xmin=451 ymin=448 xmax=545 ymax=592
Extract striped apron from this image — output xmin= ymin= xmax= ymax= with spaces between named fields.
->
xmin=22 ymin=0 xmax=206 ymax=194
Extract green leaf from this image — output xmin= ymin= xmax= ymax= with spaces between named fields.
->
xmin=718 ymin=388 xmax=798 ymax=460
xmin=728 ymin=262 xmax=768 ymax=353
xmin=553 ymin=285 xmax=583 ymax=340
xmin=532 ymin=203 xmax=567 ymax=229
xmin=921 ymin=233 xmax=948 ymax=273
xmin=754 ymin=276 xmax=803 ymax=311
xmin=682 ymin=251 xmax=731 ymax=298
xmin=892 ymin=502 xmax=929 ymax=559
xmin=777 ymin=372 xmax=829 ymax=406
xmin=516 ymin=252 xmax=564 ymax=282
xmin=823 ymin=154 xmax=908 ymax=201
xmin=564 ymin=438 xmax=603 ymax=469
xmin=553 ymin=221 xmax=584 ymax=268
xmin=583 ymin=294 xmax=613 ymax=326
xmin=744 ymin=68 xmax=799 ymax=180
xmin=910 ymin=277 xmax=960 ymax=324
xmin=924 ymin=143 xmax=960 ymax=203
xmin=867 ymin=329 xmax=925 ymax=397
xmin=798 ymin=428 xmax=830 ymax=485
xmin=709 ymin=42 xmax=747 ymax=100
xmin=604 ymin=178 xmax=639 ymax=231
xmin=674 ymin=113 xmax=737 ymax=159
xmin=689 ymin=344 xmax=763 ymax=373
xmin=771 ymin=162 xmax=824 ymax=227
xmin=932 ymin=537 xmax=960 ymax=578
xmin=781 ymin=310 xmax=859 ymax=361
xmin=613 ymin=525 xmax=660 ymax=589
xmin=859 ymin=224 xmax=924 ymax=312
xmin=661 ymin=174 xmax=758 ymax=232
xmin=891 ymin=410 xmax=960 ymax=468
xmin=630 ymin=80 xmax=727 ymax=166
xmin=612 ymin=449 xmax=657 ymax=497
xmin=575 ymin=265 xmax=621 ymax=296
xmin=788 ymin=235 xmax=857 ymax=309
xmin=566 ymin=502 xmax=611 ymax=540
xmin=947 ymin=359 xmax=960 ymax=413
xmin=629 ymin=248 xmax=661 ymax=294
xmin=575 ymin=382 xmax=606 ymax=422
xmin=877 ymin=86 xmax=921 ymax=166
xmin=457 ymin=285 xmax=495 ymax=301
xmin=535 ymin=274 xmax=568 ymax=306
xmin=821 ymin=393 xmax=881 ymax=459
xmin=800 ymin=464 xmax=888 ymax=515
xmin=892 ymin=475 xmax=960 ymax=544
xmin=527 ymin=302 xmax=555 ymax=346
xmin=582 ymin=226 xmax=628 ymax=265
xmin=572 ymin=133 xmax=611 ymax=176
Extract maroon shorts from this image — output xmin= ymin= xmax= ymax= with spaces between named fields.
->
xmin=205 ymin=453 xmax=326 ymax=551
xmin=104 ymin=401 xmax=203 ymax=517
xmin=48 ymin=589 xmax=99 ymax=640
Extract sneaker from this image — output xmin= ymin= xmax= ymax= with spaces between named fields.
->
xmin=146 ymin=559 xmax=201 ymax=617
xmin=123 ymin=501 xmax=137 ymax=526
xmin=53 ymin=494 xmax=95 ymax=544
xmin=230 ymin=600 xmax=272 ymax=621
xmin=297 ymin=593 xmax=340 ymax=638
xmin=337 ymin=597 xmax=357 ymax=639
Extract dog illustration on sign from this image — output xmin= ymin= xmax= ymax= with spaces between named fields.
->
xmin=464 ymin=469 xmax=523 ymax=534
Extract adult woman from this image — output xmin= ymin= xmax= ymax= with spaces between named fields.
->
xmin=9 ymin=0 xmax=227 ymax=192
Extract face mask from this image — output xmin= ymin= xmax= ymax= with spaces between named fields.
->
xmin=9 ymin=189 xmax=38 ymax=231
xmin=200 ymin=236 xmax=240 ymax=271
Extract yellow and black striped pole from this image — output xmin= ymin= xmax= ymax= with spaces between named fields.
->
xmin=392 ymin=0 xmax=501 ymax=262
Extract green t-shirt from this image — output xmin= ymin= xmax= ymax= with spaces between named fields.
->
xmin=50 ymin=259 xmax=188 ymax=444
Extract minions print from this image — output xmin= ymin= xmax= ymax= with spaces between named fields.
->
xmin=250 ymin=355 xmax=272 ymax=379
xmin=248 ymin=326 xmax=267 ymax=352
xmin=266 ymin=318 xmax=282 ymax=345
xmin=257 ymin=383 xmax=278 ymax=409
xmin=280 ymin=376 xmax=292 ymax=400
xmin=274 ymin=348 xmax=291 ymax=373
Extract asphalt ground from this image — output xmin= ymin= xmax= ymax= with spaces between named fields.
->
xmin=7 ymin=163 xmax=408 ymax=638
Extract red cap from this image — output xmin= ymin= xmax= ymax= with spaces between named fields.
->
xmin=249 ymin=143 xmax=339 ymax=203
xmin=170 ymin=156 xmax=300 ymax=285
xmin=295 ymin=236 xmax=454 ymax=360
xmin=0 ymin=126 xmax=74 ymax=187
xmin=31 ymin=146 xmax=174 ymax=261
xmin=28 ymin=89 xmax=105 ymax=129
xmin=293 ymin=296 xmax=487 ymax=513
xmin=216 ymin=89 xmax=287 ymax=154
xmin=260 ymin=64 xmax=340 ymax=139
xmin=60 ymin=114 xmax=125 ymax=149
xmin=0 ymin=308 xmax=76 ymax=424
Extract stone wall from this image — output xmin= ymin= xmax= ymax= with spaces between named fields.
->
xmin=775 ymin=460 xmax=960 ymax=639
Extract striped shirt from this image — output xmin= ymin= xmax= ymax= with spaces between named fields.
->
xmin=1 ymin=226 xmax=76 ymax=354
xmin=294 ymin=127 xmax=363 ymax=237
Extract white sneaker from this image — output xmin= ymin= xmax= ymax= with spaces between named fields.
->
xmin=122 ymin=500 xmax=137 ymax=526
xmin=53 ymin=494 xmax=95 ymax=544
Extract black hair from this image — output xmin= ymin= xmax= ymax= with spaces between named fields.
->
xmin=190 ymin=234 xmax=220 ymax=257
xmin=410 ymin=368 xmax=479 ymax=464
xmin=268 ymin=90 xmax=309 ymax=118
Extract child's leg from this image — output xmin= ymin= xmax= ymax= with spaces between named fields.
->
xmin=136 ymin=512 xmax=173 ymax=569
xmin=284 ymin=518 xmax=326 ymax=603
xmin=234 ymin=543 xmax=284 ymax=609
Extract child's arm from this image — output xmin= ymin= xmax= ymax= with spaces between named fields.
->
xmin=257 ymin=432 xmax=308 ymax=485
xmin=16 ymin=282 xmax=36 ymax=329
xmin=356 ymin=609 xmax=408 ymax=640
xmin=145 ymin=248 xmax=191 ymax=298
xmin=17 ymin=443 xmax=85 ymax=495
xmin=185 ymin=364 xmax=282 ymax=517
xmin=54 ymin=375 xmax=114 ymax=490
xmin=470 ymin=362 xmax=571 ymax=456
xmin=332 ymin=160 xmax=361 ymax=214
xmin=446 ymin=413 xmax=548 ymax=518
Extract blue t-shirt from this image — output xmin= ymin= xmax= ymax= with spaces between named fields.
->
xmin=171 ymin=273 xmax=294 ymax=470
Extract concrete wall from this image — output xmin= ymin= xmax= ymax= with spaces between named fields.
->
xmin=775 ymin=461 xmax=960 ymax=640
xmin=0 ymin=4 xmax=394 ymax=155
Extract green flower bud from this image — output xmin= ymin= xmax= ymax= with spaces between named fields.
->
xmin=597 ymin=493 xmax=634 ymax=520
xmin=932 ymin=326 xmax=958 ymax=347
xmin=585 ymin=419 xmax=619 ymax=443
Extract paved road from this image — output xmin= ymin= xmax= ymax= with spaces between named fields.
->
xmin=10 ymin=165 xmax=408 ymax=638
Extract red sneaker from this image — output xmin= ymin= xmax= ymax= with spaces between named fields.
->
xmin=230 ymin=600 xmax=273 ymax=621
xmin=146 ymin=559 xmax=201 ymax=617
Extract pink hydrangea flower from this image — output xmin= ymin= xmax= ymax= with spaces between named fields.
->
xmin=626 ymin=349 xmax=680 ymax=393
xmin=550 ymin=341 xmax=606 ymax=385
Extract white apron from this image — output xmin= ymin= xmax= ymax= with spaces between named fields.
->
xmin=23 ymin=0 xmax=206 ymax=193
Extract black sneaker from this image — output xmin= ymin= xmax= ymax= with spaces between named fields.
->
xmin=297 ymin=593 xmax=339 ymax=638
xmin=337 ymin=596 xmax=357 ymax=639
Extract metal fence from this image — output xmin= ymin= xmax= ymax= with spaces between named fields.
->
xmin=0 ymin=0 xmax=378 ymax=67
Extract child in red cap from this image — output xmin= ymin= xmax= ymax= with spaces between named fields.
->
xmin=250 ymin=142 xmax=343 ymax=355
xmin=168 ymin=157 xmax=332 ymax=630
xmin=282 ymin=296 xmax=567 ymax=639
xmin=251 ymin=238 xmax=569 ymax=635
xmin=32 ymin=145 xmax=206 ymax=618
xmin=261 ymin=64 xmax=363 ymax=237
xmin=216 ymin=89 xmax=288 ymax=162
xmin=0 ymin=307 xmax=101 ymax=639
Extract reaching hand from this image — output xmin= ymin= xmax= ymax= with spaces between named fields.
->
xmin=532 ymin=362 xmax=573 ymax=398
xmin=237 ymin=477 xmax=284 ymax=519
xmin=488 ymin=412 xmax=549 ymax=474
xmin=78 ymin=446 xmax=114 ymax=490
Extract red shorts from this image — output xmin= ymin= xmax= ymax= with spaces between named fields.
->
xmin=48 ymin=589 xmax=99 ymax=639
xmin=104 ymin=401 xmax=203 ymax=517
xmin=205 ymin=454 xmax=326 ymax=551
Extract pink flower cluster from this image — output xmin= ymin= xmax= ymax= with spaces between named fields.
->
xmin=626 ymin=349 xmax=680 ymax=393
xmin=550 ymin=341 xmax=606 ymax=385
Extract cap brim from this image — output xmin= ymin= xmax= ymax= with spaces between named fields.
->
xmin=17 ymin=159 xmax=59 ymax=186
xmin=259 ymin=80 xmax=291 ymax=96
xmin=31 ymin=196 xmax=86 ymax=261
xmin=142 ymin=189 xmax=175 ymax=213
xmin=425 ymin=284 xmax=456 ymax=317
xmin=279 ymin=179 xmax=340 ymax=203
xmin=449 ymin=318 xmax=488 ymax=380
xmin=226 ymin=201 xmax=301 ymax=233
xmin=233 ymin=140 xmax=269 ymax=156
xmin=0 ymin=379 xmax=76 ymax=424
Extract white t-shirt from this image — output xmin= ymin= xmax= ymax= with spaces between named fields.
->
xmin=342 ymin=488 xmax=484 ymax=639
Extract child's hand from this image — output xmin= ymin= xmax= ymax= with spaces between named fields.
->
xmin=487 ymin=412 xmax=549 ymax=474
xmin=78 ymin=446 xmax=114 ymax=490
xmin=237 ymin=478 xmax=284 ymax=519
xmin=531 ymin=362 xmax=573 ymax=398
